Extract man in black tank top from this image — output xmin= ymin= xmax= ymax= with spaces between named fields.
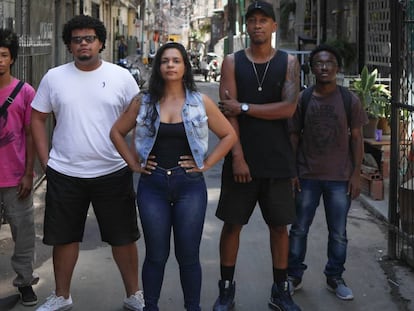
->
xmin=213 ymin=1 xmax=302 ymax=311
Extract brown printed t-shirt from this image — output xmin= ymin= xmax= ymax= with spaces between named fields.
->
xmin=289 ymin=87 xmax=368 ymax=181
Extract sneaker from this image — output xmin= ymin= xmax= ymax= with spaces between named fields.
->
xmin=287 ymin=276 xmax=303 ymax=296
xmin=124 ymin=290 xmax=145 ymax=311
xmin=212 ymin=280 xmax=235 ymax=311
xmin=268 ymin=281 xmax=302 ymax=311
xmin=31 ymin=273 xmax=40 ymax=285
xmin=326 ymin=277 xmax=354 ymax=300
xmin=18 ymin=286 xmax=38 ymax=306
xmin=36 ymin=292 xmax=73 ymax=311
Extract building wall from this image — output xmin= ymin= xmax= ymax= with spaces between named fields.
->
xmin=0 ymin=0 xmax=139 ymax=184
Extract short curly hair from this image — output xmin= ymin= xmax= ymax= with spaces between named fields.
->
xmin=62 ymin=15 xmax=106 ymax=52
xmin=0 ymin=28 xmax=19 ymax=66
xmin=309 ymin=44 xmax=342 ymax=68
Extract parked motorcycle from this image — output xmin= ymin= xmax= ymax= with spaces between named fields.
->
xmin=208 ymin=58 xmax=220 ymax=81
xmin=117 ymin=57 xmax=146 ymax=88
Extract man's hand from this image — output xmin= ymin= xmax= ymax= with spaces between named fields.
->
xmin=219 ymin=90 xmax=242 ymax=117
xmin=17 ymin=174 xmax=33 ymax=199
xmin=232 ymin=157 xmax=252 ymax=183
xmin=292 ymin=177 xmax=301 ymax=193
xmin=348 ymin=172 xmax=361 ymax=200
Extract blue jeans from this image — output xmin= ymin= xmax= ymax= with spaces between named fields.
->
xmin=137 ymin=167 xmax=207 ymax=311
xmin=288 ymin=179 xmax=351 ymax=279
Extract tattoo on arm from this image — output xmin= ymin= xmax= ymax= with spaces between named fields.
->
xmin=282 ymin=56 xmax=300 ymax=104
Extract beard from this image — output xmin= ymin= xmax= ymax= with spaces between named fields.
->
xmin=77 ymin=54 xmax=93 ymax=61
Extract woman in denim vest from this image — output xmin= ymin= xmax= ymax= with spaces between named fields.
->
xmin=110 ymin=42 xmax=236 ymax=311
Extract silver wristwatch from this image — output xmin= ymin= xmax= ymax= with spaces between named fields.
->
xmin=240 ymin=103 xmax=250 ymax=113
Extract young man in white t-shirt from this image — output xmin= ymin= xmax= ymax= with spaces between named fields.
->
xmin=31 ymin=15 xmax=144 ymax=311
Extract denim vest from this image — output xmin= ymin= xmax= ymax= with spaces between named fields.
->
xmin=135 ymin=89 xmax=208 ymax=169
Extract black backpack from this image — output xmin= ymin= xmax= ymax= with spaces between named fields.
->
xmin=300 ymin=85 xmax=352 ymax=129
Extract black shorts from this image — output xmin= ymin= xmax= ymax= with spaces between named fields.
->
xmin=216 ymin=166 xmax=296 ymax=226
xmin=44 ymin=166 xmax=140 ymax=246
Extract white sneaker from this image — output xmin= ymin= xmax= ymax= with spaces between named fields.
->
xmin=124 ymin=290 xmax=145 ymax=311
xmin=36 ymin=292 xmax=73 ymax=311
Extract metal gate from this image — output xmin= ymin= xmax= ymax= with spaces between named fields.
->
xmin=388 ymin=0 xmax=414 ymax=267
xmin=4 ymin=0 xmax=55 ymax=188
xmin=12 ymin=37 xmax=53 ymax=188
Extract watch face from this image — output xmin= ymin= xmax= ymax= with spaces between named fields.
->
xmin=242 ymin=103 xmax=249 ymax=112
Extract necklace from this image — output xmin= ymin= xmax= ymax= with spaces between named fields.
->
xmin=250 ymin=55 xmax=272 ymax=92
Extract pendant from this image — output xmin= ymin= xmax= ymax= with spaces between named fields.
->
xmin=258 ymin=86 xmax=262 ymax=91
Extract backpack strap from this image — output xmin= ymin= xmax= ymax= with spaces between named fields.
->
xmin=0 ymin=80 xmax=25 ymax=117
xmin=300 ymin=85 xmax=315 ymax=129
xmin=338 ymin=85 xmax=352 ymax=128
xmin=300 ymin=85 xmax=352 ymax=129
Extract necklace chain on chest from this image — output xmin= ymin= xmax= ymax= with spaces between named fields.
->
xmin=250 ymin=55 xmax=272 ymax=92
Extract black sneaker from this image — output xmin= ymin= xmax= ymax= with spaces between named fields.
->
xmin=268 ymin=281 xmax=302 ymax=311
xmin=18 ymin=286 xmax=38 ymax=306
xmin=212 ymin=280 xmax=235 ymax=311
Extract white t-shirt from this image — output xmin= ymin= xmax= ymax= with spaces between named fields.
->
xmin=31 ymin=60 xmax=139 ymax=178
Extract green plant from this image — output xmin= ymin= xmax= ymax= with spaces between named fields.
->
xmin=350 ymin=66 xmax=391 ymax=118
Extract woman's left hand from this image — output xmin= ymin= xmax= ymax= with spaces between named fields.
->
xmin=179 ymin=155 xmax=201 ymax=172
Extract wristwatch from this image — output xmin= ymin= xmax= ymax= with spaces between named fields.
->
xmin=240 ymin=103 xmax=250 ymax=114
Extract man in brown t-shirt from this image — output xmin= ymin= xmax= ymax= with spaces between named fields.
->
xmin=287 ymin=44 xmax=368 ymax=302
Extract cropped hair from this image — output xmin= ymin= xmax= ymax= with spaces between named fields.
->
xmin=309 ymin=44 xmax=342 ymax=68
xmin=62 ymin=15 xmax=106 ymax=52
xmin=0 ymin=28 xmax=19 ymax=65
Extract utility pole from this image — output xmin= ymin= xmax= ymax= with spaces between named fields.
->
xmin=227 ymin=0 xmax=235 ymax=53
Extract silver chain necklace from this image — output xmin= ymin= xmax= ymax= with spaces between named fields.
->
xmin=251 ymin=57 xmax=271 ymax=92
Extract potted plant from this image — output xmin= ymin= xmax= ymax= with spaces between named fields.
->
xmin=350 ymin=66 xmax=391 ymax=138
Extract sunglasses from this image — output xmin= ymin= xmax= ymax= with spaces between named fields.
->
xmin=70 ymin=35 xmax=98 ymax=44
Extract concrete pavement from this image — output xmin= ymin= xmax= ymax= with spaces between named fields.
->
xmin=1 ymin=162 xmax=414 ymax=310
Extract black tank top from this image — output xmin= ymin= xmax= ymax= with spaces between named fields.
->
xmin=151 ymin=122 xmax=191 ymax=169
xmin=224 ymin=49 xmax=295 ymax=178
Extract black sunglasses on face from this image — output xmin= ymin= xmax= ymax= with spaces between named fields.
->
xmin=70 ymin=35 xmax=97 ymax=44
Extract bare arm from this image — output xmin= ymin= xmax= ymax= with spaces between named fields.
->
xmin=219 ymin=53 xmax=300 ymax=120
xmin=31 ymin=109 xmax=51 ymax=172
xmin=180 ymin=94 xmax=237 ymax=172
xmin=348 ymin=126 xmax=364 ymax=199
xmin=218 ymin=53 xmax=252 ymax=183
xmin=199 ymin=94 xmax=237 ymax=170
xmin=289 ymin=131 xmax=301 ymax=191
xmin=18 ymin=124 xmax=35 ymax=198
xmin=110 ymin=96 xmax=144 ymax=173
xmin=219 ymin=53 xmax=241 ymax=152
